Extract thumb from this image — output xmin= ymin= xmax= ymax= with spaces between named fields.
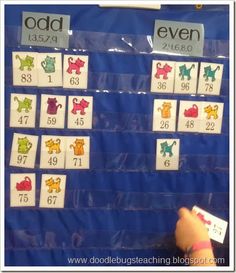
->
xmin=178 ymin=207 xmax=191 ymax=218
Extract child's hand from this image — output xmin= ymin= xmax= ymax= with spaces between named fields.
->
xmin=175 ymin=207 xmax=210 ymax=252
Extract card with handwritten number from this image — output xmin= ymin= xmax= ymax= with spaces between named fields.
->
xmin=192 ymin=206 xmax=228 ymax=244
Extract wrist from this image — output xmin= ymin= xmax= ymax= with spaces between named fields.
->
xmin=185 ymin=240 xmax=213 ymax=257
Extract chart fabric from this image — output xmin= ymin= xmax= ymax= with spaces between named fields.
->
xmin=5 ymin=5 xmax=229 ymax=266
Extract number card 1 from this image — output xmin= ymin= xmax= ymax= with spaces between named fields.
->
xmin=67 ymin=96 xmax=93 ymax=129
xmin=150 ymin=60 xmax=175 ymax=93
xmin=65 ymin=136 xmax=90 ymax=169
xmin=10 ymin=93 xmax=37 ymax=128
xmin=39 ymin=94 xmax=66 ymax=129
xmin=192 ymin=206 xmax=228 ymax=244
xmin=10 ymin=133 xmax=38 ymax=168
xmin=152 ymin=99 xmax=177 ymax=132
xmin=178 ymin=101 xmax=203 ymax=133
xmin=156 ymin=139 xmax=180 ymax=171
xmin=10 ymin=173 xmax=36 ymax=207
xmin=200 ymin=102 xmax=224 ymax=134
xmin=40 ymin=136 xmax=66 ymax=169
xmin=37 ymin=53 xmax=62 ymax=87
xmin=63 ymin=55 xmax=89 ymax=89
xmin=39 ymin=174 xmax=67 ymax=208
xmin=197 ymin=62 xmax=224 ymax=95
xmin=12 ymin=52 xmax=38 ymax=86
xmin=174 ymin=62 xmax=198 ymax=94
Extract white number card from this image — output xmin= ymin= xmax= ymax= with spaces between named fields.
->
xmin=10 ymin=133 xmax=38 ymax=168
xmin=10 ymin=173 xmax=36 ymax=207
xmin=178 ymin=101 xmax=203 ymax=133
xmin=39 ymin=94 xmax=66 ymax=129
xmin=152 ymin=99 xmax=177 ymax=132
xmin=63 ymin=55 xmax=88 ymax=89
xmin=156 ymin=139 xmax=180 ymax=171
xmin=174 ymin=62 xmax=198 ymax=94
xmin=192 ymin=206 xmax=228 ymax=244
xmin=197 ymin=62 xmax=224 ymax=96
xmin=40 ymin=136 xmax=66 ymax=169
xmin=12 ymin=52 xmax=38 ymax=86
xmin=65 ymin=136 xmax=90 ymax=169
xmin=200 ymin=102 xmax=224 ymax=134
xmin=39 ymin=174 xmax=67 ymax=208
xmin=10 ymin=93 xmax=37 ymax=128
xmin=67 ymin=96 xmax=93 ymax=129
xmin=37 ymin=53 xmax=62 ymax=87
xmin=150 ymin=60 xmax=175 ymax=93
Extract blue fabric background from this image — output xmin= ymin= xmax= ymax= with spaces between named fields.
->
xmin=5 ymin=4 xmax=229 ymax=266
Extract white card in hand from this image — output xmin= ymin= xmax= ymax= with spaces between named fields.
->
xmin=192 ymin=206 xmax=228 ymax=244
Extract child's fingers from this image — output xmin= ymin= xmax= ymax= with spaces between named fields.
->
xmin=178 ymin=207 xmax=191 ymax=218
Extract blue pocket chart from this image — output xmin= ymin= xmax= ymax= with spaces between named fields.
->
xmin=4 ymin=4 xmax=230 ymax=267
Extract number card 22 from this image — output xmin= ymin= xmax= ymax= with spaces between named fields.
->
xmin=39 ymin=174 xmax=67 ymax=208
xmin=200 ymin=102 xmax=224 ymax=134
